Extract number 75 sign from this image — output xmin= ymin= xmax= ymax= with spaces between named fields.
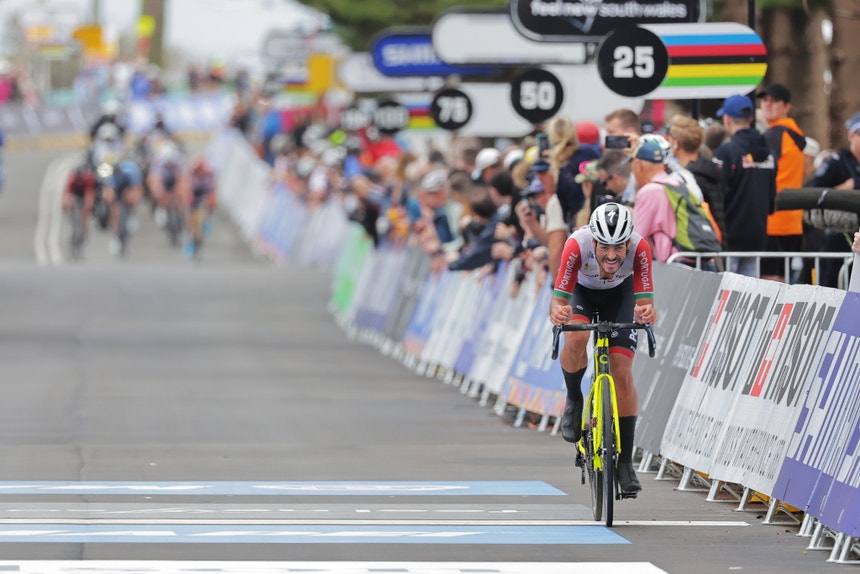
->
xmin=596 ymin=22 xmax=767 ymax=99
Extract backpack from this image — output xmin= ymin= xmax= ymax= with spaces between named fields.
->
xmin=662 ymin=181 xmax=722 ymax=253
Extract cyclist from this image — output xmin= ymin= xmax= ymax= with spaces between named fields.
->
xmin=63 ymin=163 xmax=97 ymax=257
xmin=147 ymin=141 xmax=189 ymax=245
xmin=103 ymin=158 xmax=144 ymax=256
xmin=549 ymin=202 xmax=657 ymax=495
xmin=185 ymin=155 xmax=217 ymax=258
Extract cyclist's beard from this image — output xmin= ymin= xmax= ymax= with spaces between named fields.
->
xmin=598 ymin=253 xmax=626 ymax=279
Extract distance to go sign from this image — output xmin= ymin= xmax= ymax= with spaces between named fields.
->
xmin=430 ymin=88 xmax=473 ymax=131
xmin=509 ymin=68 xmax=564 ymax=124
xmin=596 ymin=26 xmax=668 ymax=98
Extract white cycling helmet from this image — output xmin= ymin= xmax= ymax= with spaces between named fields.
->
xmin=589 ymin=202 xmax=634 ymax=245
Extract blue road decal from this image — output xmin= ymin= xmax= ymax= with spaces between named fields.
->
xmin=0 ymin=524 xmax=627 ymax=544
xmin=0 ymin=481 xmax=566 ymax=496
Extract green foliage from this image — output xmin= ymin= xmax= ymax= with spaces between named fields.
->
xmin=294 ymin=0 xmax=508 ymax=49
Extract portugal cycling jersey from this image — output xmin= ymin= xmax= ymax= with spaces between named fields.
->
xmin=553 ymin=228 xmax=654 ymax=301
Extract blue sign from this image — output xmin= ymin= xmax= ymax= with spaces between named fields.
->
xmin=371 ymin=30 xmax=495 ymax=78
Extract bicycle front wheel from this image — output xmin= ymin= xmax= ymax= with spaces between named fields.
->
xmin=602 ymin=378 xmax=616 ymax=527
xmin=585 ymin=426 xmax=602 ymax=522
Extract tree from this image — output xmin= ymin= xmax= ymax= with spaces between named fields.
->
xmin=293 ymin=0 xmax=507 ymax=50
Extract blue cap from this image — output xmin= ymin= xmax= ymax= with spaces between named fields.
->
xmin=717 ymin=94 xmax=754 ymax=119
xmin=845 ymin=111 xmax=860 ymax=134
xmin=628 ymin=140 xmax=666 ymax=163
xmin=530 ymin=158 xmax=550 ymax=173
xmin=522 ymin=177 xmax=545 ymax=196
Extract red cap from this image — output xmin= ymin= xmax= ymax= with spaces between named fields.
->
xmin=576 ymin=121 xmax=600 ymax=145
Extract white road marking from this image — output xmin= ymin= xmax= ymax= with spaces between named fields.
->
xmin=0 ymin=518 xmax=750 ymax=527
xmin=34 ymin=153 xmax=77 ymax=266
xmin=0 ymin=561 xmax=670 ymax=573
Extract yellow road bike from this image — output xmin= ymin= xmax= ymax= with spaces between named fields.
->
xmin=552 ymin=315 xmax=656 ymax=527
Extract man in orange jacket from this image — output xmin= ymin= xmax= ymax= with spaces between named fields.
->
xmin=757 ymin=83 xmax=806 ymax=282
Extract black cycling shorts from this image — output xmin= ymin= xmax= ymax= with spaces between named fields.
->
xmin=568 ymin=276 xmax=638 ymax=357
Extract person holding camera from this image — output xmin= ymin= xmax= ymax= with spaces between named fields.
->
xmin=514 ymin=157 xmax=568 ymax=281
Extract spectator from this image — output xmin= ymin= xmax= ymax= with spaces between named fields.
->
xmin=603 ymin=109 xmax=641 ymax=203
xmin=667 ymin=115 xmax=727 ymax=241
xmin=807 ymin=111 xmax=860 ymax=287
xmin=514 ymin=163 xmax=568 ymax=280
xmin=757 ymin=83 xmax=806 ymax=282
xmin=576 ymin=121 xmax=602 ymax=156
xmin=472 ymin=147 xmax=502 ymax=183
xmin=407 ymin=168 xmax=462 ymax=256
xmin=626 ymin=140 xmax=688 ymax=263
xmin=594 ymin=150 xmax=633 ymax=210
xmin=713 ymin=94 xmax=777 ymax=277
xmin=548 ymin=116 xmax=601 ymax=226
xmin=704 ymin=121 xmax=728 ymax=155
xmin=448 ymin=179 xmax=513 ymax=272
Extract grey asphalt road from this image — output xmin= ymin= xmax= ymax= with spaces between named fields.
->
xmin=0 ymin=145 xmax=851 ymax=573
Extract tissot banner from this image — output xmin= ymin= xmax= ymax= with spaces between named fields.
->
xmin=511 ymin=0 xmax=704 ymax=42
xmin=771 ymin=292 xmax=860 ymax=536
xmin=660 ymin=273 xmax=781 ymax=472
xmin=707 ymin=285 xmax=845 ymax=495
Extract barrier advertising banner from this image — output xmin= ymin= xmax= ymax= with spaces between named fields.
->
xmin=633 ymin=263 xmax=722 ymax=455
xmin=402 ymin=271 xmax=452 ymax=358
xmin=330 ymin=225 xmax=375 ymax=317
xmin=708 ymin=285 xmax=845 ymax=494
xmin=382 ymin=247 xmax=432 ymax=344
xmin=660 ymin=273 xmax=781 ymax=472
xmin=477 ymin=269 xmax=542 ymax=395
xmin=352 ymin=248 xmax=409 ymax=333
xmin=501 ymin=279 xmax=565 ymax=418
xmin=256 ymin=185 xmax=307 ymax=260
xmin=771 ymin=292 xmax=860 ymax=536
xmin=453 ymin=264 xmax=507 ymax=377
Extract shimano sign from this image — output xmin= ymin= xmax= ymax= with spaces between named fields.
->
xmin=371 ymin=28 xmax=494 ymax=78
xmin=511 ymin=0 xmax=705 ymax=42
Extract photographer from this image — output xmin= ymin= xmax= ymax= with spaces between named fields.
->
xmin=515 ymin=155 xmax=568 ymax=281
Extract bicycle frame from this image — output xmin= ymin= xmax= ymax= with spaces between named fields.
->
xmin=578 ymin=328 xmax=621 ymax=473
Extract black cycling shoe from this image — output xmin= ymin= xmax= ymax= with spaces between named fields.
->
xmin=617 ymin=462 xmax=642 ymax=494
xmin=561 ymin=397 xmax=583 ymax=443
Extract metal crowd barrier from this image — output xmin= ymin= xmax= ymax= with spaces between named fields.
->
xmin=667 ymin=251 xmax=855 ymax=289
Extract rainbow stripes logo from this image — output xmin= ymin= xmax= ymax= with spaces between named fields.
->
xmin=645 ymin=22 xmax=767 ymax=99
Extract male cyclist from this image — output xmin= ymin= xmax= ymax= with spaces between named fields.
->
xmin=549 ymin=202 xmax=657 ymax=495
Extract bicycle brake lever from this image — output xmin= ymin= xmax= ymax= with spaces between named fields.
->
xmin=645 ymin=324 xmax=657 ymax=358
xmin=551 ymin=324 xmax=562 ymax=361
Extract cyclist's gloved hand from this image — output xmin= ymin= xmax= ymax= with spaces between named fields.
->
xmin=634 ymin=303 xmax=657 ymax=325
xmin=550 ymin=304 xmax=573 ymax=326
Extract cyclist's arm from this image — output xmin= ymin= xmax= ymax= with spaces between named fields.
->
xmin=549 ymin=236 xmax=581 ymax=325
xmin=631 ymin=238 xmax=657 ymax=324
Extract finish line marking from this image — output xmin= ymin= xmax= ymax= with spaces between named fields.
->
xmin=0 ymin=562 xmax=669 ymax=574
xmin=0 ymin=481 xmax=565 ymax=496
xmin=0 ymin=524 xmax=628 ymax=544
xmin=0 ymin=518 xmax=751 ymax=527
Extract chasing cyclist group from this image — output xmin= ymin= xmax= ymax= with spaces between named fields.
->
xmin=63 ymin=99 xmax=217 ymax=260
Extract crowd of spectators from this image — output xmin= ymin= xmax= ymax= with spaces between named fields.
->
xmin=247 ymin=90 xmax=860 ymax=291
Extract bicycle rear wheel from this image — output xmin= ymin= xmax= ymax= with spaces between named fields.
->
xmin=602 ymin=379 xmax=616 ymax=527
xmin=583 ymin=409 xmax=602 ymax=522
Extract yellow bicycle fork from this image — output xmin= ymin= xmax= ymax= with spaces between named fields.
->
xmin=577 ymin=332 xmax=622 ymax=471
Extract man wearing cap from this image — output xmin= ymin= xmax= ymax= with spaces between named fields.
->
xmin=627 ymin=140 xmax=691 ymax=263
xmin=756 ymin=83 xmax=806 ymax=282
xmin=407 ymin=168 xmax=462 ymax=257
xmin=515 ymin=159 xmax=568 ymax=279
xmin=807 ymin=111 xmax=860 ymax=287
xmin=472 ymin=147 xmax=502 ymax=183
xmin=713 ymin=94 xmax=777 ymax=277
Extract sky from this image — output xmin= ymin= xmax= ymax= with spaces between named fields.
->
xmin=2 ymin=0 xmax=327 ymax=65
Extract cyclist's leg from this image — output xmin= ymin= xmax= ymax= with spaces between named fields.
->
xmin=558 ymin=285 xmax=595 ymax=443
xmin=605 ymin=277 xmax=642 ymax=493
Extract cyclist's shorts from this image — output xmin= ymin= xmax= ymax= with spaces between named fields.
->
xmin=569 ymin=276 xmax=638 ymax=356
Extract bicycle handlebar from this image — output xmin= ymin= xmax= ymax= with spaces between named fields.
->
xmin=551 ymin=321 xmax=657 ymax=361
